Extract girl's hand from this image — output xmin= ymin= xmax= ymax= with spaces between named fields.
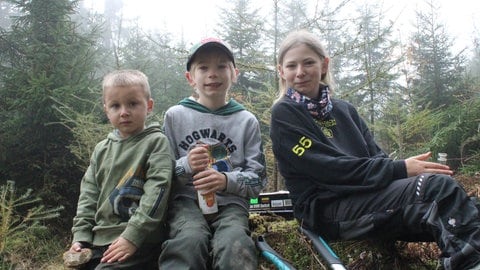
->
xmin=405 ymin=152 xmax=453 ymax=177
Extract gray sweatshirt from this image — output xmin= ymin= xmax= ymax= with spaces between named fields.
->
xmin=163 ymin=98 xmax=267 ymax=210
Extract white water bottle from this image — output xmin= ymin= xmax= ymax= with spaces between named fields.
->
xmin=197 ymin=189 xmax=218 ymax=215
xmin=437 ymin=153 xmax=447 ymax=165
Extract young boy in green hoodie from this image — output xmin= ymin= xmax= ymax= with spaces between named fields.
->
xmin=159 ymin=38 xmax=267 ymax=270
xmin=65 ymin=69 xmax=173 ymax=269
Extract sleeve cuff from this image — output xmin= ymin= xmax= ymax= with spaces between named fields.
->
xmin=392 ymin=160 xmax=408 ymax=180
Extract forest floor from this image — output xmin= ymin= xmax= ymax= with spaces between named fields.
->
xmin=12 ymin=174 xmax=480 ymax=270
xmin=251 ymin=173 xmax=480 ymax=270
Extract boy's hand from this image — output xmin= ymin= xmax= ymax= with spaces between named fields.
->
xmin=193 ymin=168 xmax=227 ymax=194
xmin=69 ymin=242 xmax=83 ymax=252
xmin=64 ymin=242 xmax=92 ymax=267
xmin=188 ymin=144 xmax=210 ymax=173
xmin=101 ymin=237 xmax=137 ymax=264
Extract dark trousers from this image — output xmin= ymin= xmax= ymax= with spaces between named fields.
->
xmin=303 ymin=174 xmax=480 ymax=270
xmin=81 ymin=244 xmax=160 ymax=270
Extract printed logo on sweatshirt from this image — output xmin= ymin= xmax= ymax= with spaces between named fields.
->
xmin=315 ymin=118 xmax=336 ymax=138
xmin=178 ymin=129 xmax=237 ymax=153
xmin=109 ymin=166 xmax=146 ymax=221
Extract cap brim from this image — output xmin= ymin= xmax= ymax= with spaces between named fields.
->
xmin=186 ymin=42 xmax=235 ymax=71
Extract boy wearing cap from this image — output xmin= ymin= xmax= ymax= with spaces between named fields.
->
xmin=159 ymin=38 xmax=267 ymax=270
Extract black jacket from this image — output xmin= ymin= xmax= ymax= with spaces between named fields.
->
xmin=270 ymin=97 xmax=407 ymax=207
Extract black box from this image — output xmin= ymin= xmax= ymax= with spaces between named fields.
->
xmin=249 ymin=190 xmax=293 ymax=217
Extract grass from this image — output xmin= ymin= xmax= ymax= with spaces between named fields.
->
xmin=2 ymin=173 xmax=479 ymax=269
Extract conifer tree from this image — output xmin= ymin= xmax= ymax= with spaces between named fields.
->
xmin=408 ymin=0 xmax=466 ymax=109
xmin=216 ymin=0 xmax=269 ymax=95
xmin=0 ymin=0 xmax=99 ymax=221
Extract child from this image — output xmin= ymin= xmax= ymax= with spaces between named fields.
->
xmin=270 ymin=29 xmax=480 ymax=270
xmin=65 ymin=69 xmax=173 ymax=269
xmin=159 ymin=37 xmax=267 ymax=270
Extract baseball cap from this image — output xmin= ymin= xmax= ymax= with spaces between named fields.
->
xmin=186 ymin=37 xmax=235 ymax=71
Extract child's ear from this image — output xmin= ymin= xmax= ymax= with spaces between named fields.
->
xmin=185 ymin=71 xmax=196 ymax=87
xmin=278 ymin=64 xmax=285 ymax=79
xmin=103 ymin=104 xmax=111 ymax=122
xmin=147 ymin=98 xmax=154 ymax=113
xmin=321 ymin=57 xmax=330 ymax=75
xmin=232 ymin=68 xmax=240 ymax=83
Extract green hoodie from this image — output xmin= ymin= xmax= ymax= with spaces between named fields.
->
xmin=71 ymin=124 xmax=173 ymax=247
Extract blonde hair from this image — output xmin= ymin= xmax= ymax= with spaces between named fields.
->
xmin=276 ymin=29 xmax=335 ymax=101
xmin=102 ymin=69 xmax=151 ymax=101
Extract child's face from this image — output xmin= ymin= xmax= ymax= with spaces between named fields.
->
xmin=103 ymin=85 xmax=153 ymax=138
xmin=186 ymin=50 xmax=238 ymax=101
xmin=279 ymin=44 xmax=329 ymax=99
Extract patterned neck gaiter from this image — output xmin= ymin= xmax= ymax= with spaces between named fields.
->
xmin=285 ymin=85 xmax=333 ymax=120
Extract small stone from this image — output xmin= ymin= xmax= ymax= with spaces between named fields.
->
xmin=63 ymin=248 xmax=93 ymax=268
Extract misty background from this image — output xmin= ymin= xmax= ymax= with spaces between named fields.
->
xmin=0 ymin=0 xmax=479 ymax=267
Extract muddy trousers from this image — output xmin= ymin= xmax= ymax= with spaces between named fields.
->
xmin=158 ymin=197 xmax=257 ymax=270
xmin=307 ymin=174 xmax=480 ymax=270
